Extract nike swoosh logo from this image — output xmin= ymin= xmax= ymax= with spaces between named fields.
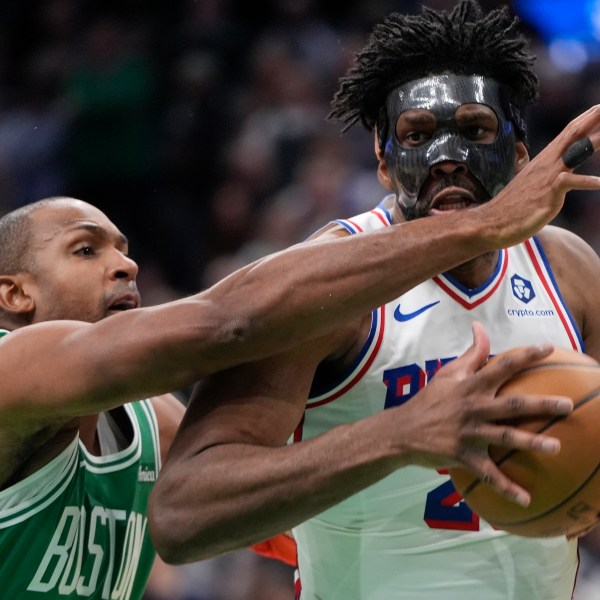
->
xmin=393 ymin=300 xmax=440 ymax=322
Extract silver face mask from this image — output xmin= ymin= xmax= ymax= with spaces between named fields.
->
xmin=380 ymin=74 xmax=517 ymax=209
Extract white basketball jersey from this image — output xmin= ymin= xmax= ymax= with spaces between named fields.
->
xmin=292 ymin=203 xmax=580 ymax=600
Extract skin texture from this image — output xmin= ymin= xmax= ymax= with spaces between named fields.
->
xmin=148 ymin=104 xmax=600 ymax=564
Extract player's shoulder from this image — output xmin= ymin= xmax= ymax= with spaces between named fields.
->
xmin=307 ymin=221 xmax=352 ymax=241
xmin=150 ymin=393 xmax=185 ymax=425
xmin=536 ymin=225 xmax=600 ymax=322
xmin=307 ymin=196 xmax=395 ymax=241
xmin=537 ymin=223 xmax=587 ymax=244
xmin=536 ymin=225 xmax=599 ymax=265
xmin=306 ymin=221 xmax=351 ymax=242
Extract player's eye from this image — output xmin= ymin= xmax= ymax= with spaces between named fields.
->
xmin=396 ymin=110 xmax=436 ymax=148
xmin=455 ymin=104 xmax=498 ymax=143
xmin=74 ymin=245 xmax=95 ymax=256
xmin=461 ymin=124 xmax=494 ymax=142
xmin=399 ymin=130 xmax=432 ymax=147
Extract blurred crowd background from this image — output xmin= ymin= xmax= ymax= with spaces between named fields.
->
xmin=1 ymin=0 xmax=599 ymax=598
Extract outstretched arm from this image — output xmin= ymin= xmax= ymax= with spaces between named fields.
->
xmin=2 ymin=106 xmax=600 ymax=420
xmin=149 ymin=323 xmax=573 ymax=564
xmin=128 ymin=104 xmax=600 ymax=375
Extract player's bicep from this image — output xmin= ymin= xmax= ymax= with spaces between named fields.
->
xmin=539 ymin=227 xmax=600 ymax=358
xmin=167 ymin=341 xmax=329 ymax=460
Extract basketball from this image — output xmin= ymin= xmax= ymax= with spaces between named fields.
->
xmin=449 ymin=346 xmax=600 ymax=538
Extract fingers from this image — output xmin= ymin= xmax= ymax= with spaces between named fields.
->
xmin=457 ymin=423 xmax=563 ymax=507
xmin=558 ymin=105 xmax=600 ymax=170
xmin=413 ymin=338 xmax=575 ymax=508
xmin=458 ymin=321 xmax=490 ymax=372
xmin=462 ymin=450 xmax=532 ymax=507
xmin=554 ymin=171 xmax=600 ymax=191
xmin=476 ymin=391 xmax=573 ymax=422
xmin=461 ymin=393 xmax=573 ymax=506
xmin=561 ymin=105 xmax=600 ymax=146
xmin=474 ymin=342 xmax=554 ymax=387
xmin=562 ymin=137 xmax=594 ymax=169
xmin=588 ymin=130 xmax=600 ymax=151
xmin=472 ymin=419 xmax=564 ymax=454
xmin=566 ymin=522 xmax=599 ymax=540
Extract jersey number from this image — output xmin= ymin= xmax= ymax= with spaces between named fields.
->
xmin=383 ymin=360 xmax=480 ymax=532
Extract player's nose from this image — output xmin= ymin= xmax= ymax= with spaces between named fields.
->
xmin=430 ymin=161 xmax=468 ymax=177
xmin=110 ymin=253 xmax=139 ymax=281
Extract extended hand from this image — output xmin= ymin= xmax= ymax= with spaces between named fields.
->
xmin=484 ymin=105 xmax=600 ymax=248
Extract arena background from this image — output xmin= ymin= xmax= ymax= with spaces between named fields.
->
xmin=0 ymin=0 xmax=599 ymax=597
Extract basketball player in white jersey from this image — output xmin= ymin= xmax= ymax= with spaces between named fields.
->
xmin=151 ymin=2 xmax=600 ymax=599
xmin=0 ymin=101 xmax=589 ymax=600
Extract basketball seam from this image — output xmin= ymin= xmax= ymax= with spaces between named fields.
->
xmin=490 ymin=459 xmax=600 ymax=527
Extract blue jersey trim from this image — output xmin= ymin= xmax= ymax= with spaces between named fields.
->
xmin=335 ymin=219 xmax=359 ymax=234
xmin=531 ymin=235 xmax=585 ymax=352
xmin=374 ymin=202 xmax=393 ymax=223
xmin=441 ymin=250 xmax=503 ymax=298
xmin=309 ymin=310 xmax=379 ymax=398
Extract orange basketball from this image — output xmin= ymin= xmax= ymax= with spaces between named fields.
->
xmin=449 ymin=346 xmax=600 ymax=538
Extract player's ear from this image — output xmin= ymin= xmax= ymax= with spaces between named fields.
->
xmin=374 ymin=130 xmax=394 ymax=191
xmin=514 ymin=141 xmax=529 ymax=174
xmin=0 ymin=275 xmax=35 ymax=315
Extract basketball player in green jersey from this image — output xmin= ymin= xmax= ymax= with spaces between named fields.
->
xmin=0 ymin=175 xmax=593 ymax=599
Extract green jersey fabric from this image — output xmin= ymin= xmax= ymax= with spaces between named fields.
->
xmin=0 ymin=399 xmax=161 ymax=599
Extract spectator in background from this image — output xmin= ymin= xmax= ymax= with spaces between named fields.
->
xmin=62 ymin=15 xmax=160 ymax=266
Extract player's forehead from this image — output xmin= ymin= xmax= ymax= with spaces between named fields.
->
xmin=386 ymin=74 xmax=505 ymax=121
xmin=398 ymin=103 xmax=496 ymax=124
xmin=30 ymin=200 xmax=125 ymax=245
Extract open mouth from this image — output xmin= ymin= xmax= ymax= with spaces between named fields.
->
xmin=107 ymin=295 xmax=139 ymax=313
xmin=429 ymin=187 xmax=478 ymax=213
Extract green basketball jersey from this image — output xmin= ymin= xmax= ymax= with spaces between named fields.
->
xmin=0 ymin=399 xmax=161 ymax=599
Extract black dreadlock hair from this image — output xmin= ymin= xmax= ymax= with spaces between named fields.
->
xmin=329 ymin=0 xmax=538 ymax=139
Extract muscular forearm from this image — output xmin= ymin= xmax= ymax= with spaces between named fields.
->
xmin=11 ymin=105 xmax=600 ymax=418
xmin=65 ymin=196 xmax=555 ymax=402
xmin=30 ymin=182 xmax=561 ymax=414
xmin=149 ymin=415 xmax=401 ymax=564
xmin=196 ymin=201 xmax=519 ymax=370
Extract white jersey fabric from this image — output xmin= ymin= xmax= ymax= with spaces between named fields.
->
xmin=292 ymin=201 xmax=580 ymax=600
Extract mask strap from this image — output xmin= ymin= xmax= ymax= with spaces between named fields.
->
xmin=499 ymin=85 xmax=528 ymax=146
xmin=376 ymin=106 xmax=389 ymax=151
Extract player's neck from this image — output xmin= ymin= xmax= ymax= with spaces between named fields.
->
xmin=445 ymin=251 xmax=500 ymax=289
xmin=389 ymin=201 xmax=500 ymax=289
